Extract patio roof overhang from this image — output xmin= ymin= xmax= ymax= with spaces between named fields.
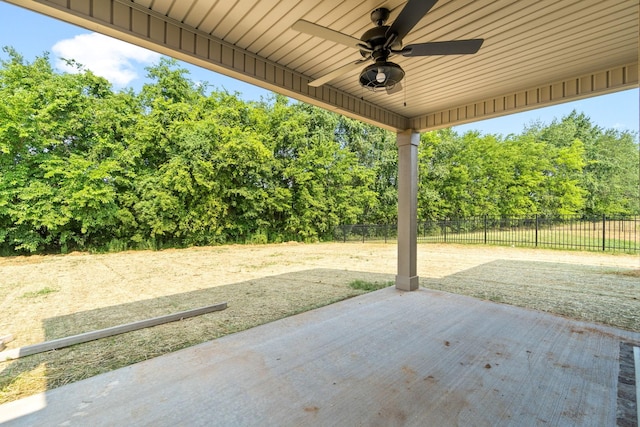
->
xmin=4 ymin=0 xmax=638 ymax=132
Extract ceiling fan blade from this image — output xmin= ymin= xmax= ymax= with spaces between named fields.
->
xmin=387 ymin=0 xmax=438 ymax=42
xmin=386 ymin=81 xmax=403 ymax=95
xmin=292 ymin=20 xmax=362 ymax=49
xmin=308 ymin=59 xmax=367 ymax=87
xmin=402 ymin=39 xmax=484 ymax=56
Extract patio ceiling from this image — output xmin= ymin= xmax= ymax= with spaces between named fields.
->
xmin=5 ymin=0 xmax=639 ymax=132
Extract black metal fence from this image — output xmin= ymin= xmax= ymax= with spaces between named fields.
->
xmin=333 ymin=215 xmax=640 ymax=253
xmin=333 ymin=223 xmax=398 ymax=243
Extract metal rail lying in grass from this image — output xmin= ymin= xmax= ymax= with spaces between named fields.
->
xmin=0 ymin=302 xmax=227 ymax=362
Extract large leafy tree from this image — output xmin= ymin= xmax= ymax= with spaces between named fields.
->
xmin=0 ymin=48 xmax=129 ymax=252
xmin=335 ymin=116 xmax=398 ymax=224
xmin=263 ymin=99 xmax=377 ymax=241
xmin=525 ymin=111 xmax=638 ymax=216
xmin=585 ymin=129 xmax=640 ymax=215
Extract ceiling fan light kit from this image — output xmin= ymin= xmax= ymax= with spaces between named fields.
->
xmin=292 ymin=0 xmax=484 ymax=94
xmin=359 ymin=62 xmax=404 ymax=92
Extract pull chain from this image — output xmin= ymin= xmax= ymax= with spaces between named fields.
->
xmin=403 ymin=75 xmax=407 ymax=107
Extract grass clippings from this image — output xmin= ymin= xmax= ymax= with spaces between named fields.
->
xmin=614 ymin=269 xmax=640 ymax=278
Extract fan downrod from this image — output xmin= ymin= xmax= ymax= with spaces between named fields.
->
xmin=370 ymin=8 xmax=390 ymax=26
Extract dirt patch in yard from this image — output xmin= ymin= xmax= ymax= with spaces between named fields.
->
xmin=0 ymin=242 xmax=638 ymax=403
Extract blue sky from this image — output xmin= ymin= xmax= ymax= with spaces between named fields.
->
xmin=1 ymin=1 xmax=638 ymax=138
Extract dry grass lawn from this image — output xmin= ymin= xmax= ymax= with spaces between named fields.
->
xmin=1 ymin=242 xmax=638 ymax=404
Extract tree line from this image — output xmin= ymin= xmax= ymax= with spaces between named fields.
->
xmin=419 ymin=114 xmax=639 ymax=220
xmin=0 ymin=48 xmax=638 ymax=254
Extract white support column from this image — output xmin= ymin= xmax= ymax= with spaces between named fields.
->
xmin=396 ymin=130 xmax=420 ymax=291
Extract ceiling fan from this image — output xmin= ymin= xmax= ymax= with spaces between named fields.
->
xmin=291 ymin=0 xmax=484 ymax=94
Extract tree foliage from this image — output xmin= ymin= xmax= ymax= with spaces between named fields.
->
xmin=418 ymin=115 xmax=638 ymax=220
xmin=0 ymin=48 xmax=637 ymax=254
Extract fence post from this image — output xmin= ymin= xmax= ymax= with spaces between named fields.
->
xmin=535 ymin=215 xmax=538 ymax=247
xmin=343 ymin=226 xmax=346 ymax=243
xmin=483 ymin=215 xmax=488 ymax=244
xmin=602 ymin=214 xmax=606 ymax=251
xmin=443 ymin=218 xmax=447 ymax=243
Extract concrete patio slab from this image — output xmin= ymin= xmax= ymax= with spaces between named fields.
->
xmin=1 ymin=287 xmax=638 ymax=426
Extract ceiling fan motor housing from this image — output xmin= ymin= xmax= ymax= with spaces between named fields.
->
xmin=359 ymin=26 xmax=402 ymax=58
xmin=359 ymin=62 xmax=405 ymax=90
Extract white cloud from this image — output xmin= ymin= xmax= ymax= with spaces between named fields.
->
xmin=52 ymin=33 xmax=161 ymax=86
